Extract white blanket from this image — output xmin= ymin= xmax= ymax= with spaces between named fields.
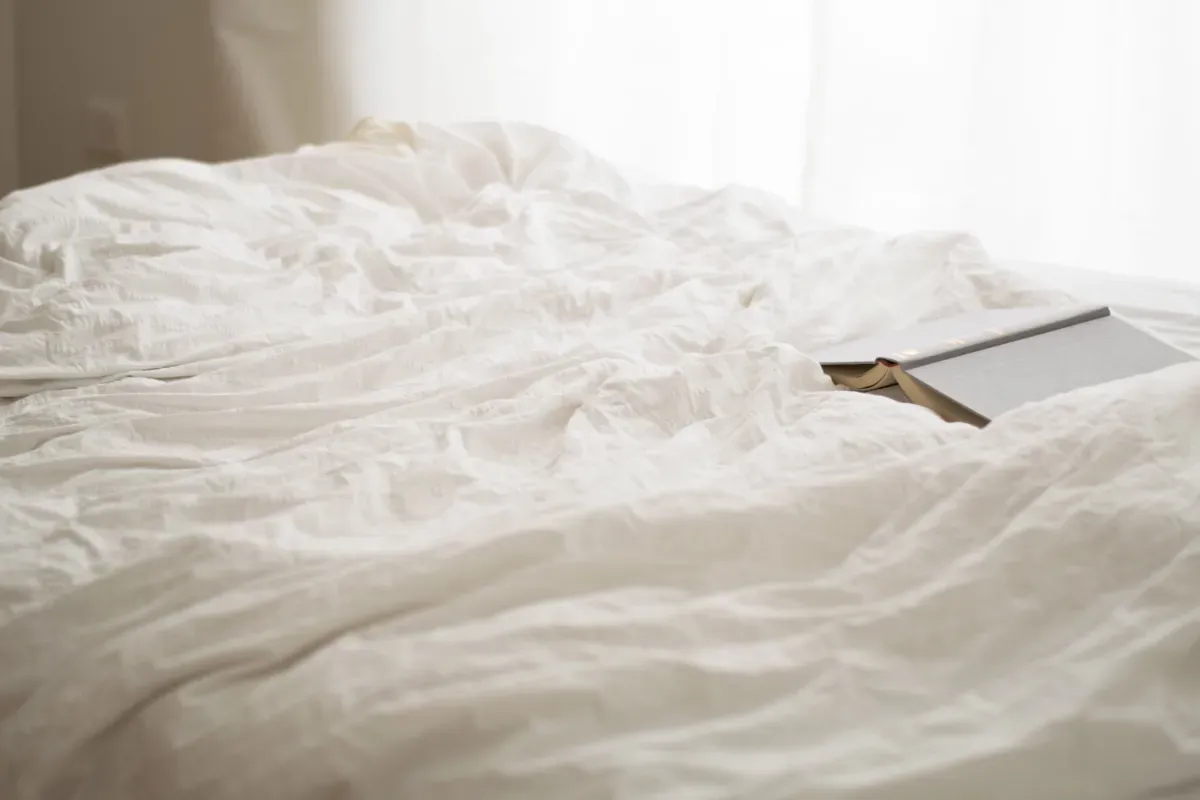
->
xmin=0 ymin=121 xmax=1197 ymax=800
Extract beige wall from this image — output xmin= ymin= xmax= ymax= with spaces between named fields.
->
xmin=9 ymin=0 xmax=336 ymax=189
xmin=0 ymin=0 xmax=17 ymax=196
xmin=211 ymin=0 xmax=337 ymax=159
xmin=15 ymin=0 xmax=222 ymax=188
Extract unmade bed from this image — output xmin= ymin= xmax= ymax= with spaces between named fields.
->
xmin=1 ymin=120 xmax=1198 ymax=799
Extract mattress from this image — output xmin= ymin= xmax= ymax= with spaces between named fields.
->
xmin=0 ymin=121 xmax=1198 ymax=800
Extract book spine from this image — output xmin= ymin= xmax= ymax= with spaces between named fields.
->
xmin=902 ymin=305 xmax=1111 ymax=368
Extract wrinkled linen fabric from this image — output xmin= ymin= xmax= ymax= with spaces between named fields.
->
xmin=0 ymin=120 xmax=1197 ymax=800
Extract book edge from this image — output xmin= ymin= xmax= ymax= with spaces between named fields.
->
xmin=815 ymin=306 xmax=1111 ymax=369
xmin=894 ymin=369 xmax=990 ymax=427
xmin=902 ymin=305 xmax=1110 ymax=368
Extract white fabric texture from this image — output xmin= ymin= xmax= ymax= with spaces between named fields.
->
xmin=303 ymin=0 xmax=1200 ymax=282
xmin=0 ymin=122 xmax=1198 ymax=799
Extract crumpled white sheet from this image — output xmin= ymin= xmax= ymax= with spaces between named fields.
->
xmin=0 ymin=121 xmax=1197 ymax=800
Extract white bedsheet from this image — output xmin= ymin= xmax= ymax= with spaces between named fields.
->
xmin=0 ymin=121 xmax=1198 ymax=800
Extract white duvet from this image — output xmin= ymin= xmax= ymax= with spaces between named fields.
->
xmin=0 ymin=121 xmax=1197 ymax=800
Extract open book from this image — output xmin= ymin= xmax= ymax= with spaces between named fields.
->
xmin=813 ymin=305 xmax=1194 ymax=426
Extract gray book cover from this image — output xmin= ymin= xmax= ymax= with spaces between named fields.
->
xmin=815 ymin=305 xmax=1194 ymax=423
xmin=906 ymin=314 xmax=1194 ymax=420
xmin=814 ymin=306 xmax=1108 ymax=367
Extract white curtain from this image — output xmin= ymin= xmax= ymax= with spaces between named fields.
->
xmin=316 ymin=0 xmax=1200 ymax=282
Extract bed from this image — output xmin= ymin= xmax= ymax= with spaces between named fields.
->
xmin=1 ymin=120 xmax=1198 ymax=799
